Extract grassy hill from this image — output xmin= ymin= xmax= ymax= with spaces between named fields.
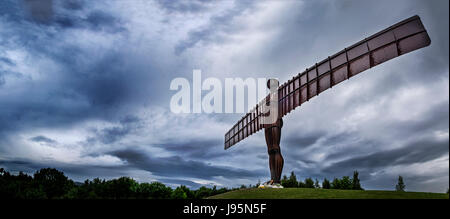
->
xmin=208 ymin=188 xmax=449 ymax=199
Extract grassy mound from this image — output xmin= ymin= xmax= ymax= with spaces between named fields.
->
xmin=208 ymin=188 xmax=449 ymax=199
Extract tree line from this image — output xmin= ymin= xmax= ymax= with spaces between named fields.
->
xmin=1 ymin=167 xmax=423 ymax=199
xmin=280 ymin=171 xmax=364 ymax=190
xmin=0 ymin=168 xmax=234 ymax=199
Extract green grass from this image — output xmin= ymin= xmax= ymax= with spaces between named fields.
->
xmin=208 ymin=188 xmax=449 ymax=199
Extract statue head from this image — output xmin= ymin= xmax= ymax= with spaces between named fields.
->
xmin=267 ymin=78 xmax=279 ymax=90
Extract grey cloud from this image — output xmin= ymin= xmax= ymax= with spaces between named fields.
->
xmin=174 ymin=0 xmax=256 ymax=55
xmin=0 ymin=157 xmax=132 ymax=182
xmin=3 ymin=0 xmax=124 ymax=33
xmin=284 ymin=131 xmax=325 ymax=149
xmin=109 ymin=149 xmax=265 ymax=180
xmin=158 ymin=178 xmax=203 ymax=189
xmin=84 ymin=10 xmax=125 ymax=32
xmin=155 ymin=139 xmax=228 ymax=160
xmin=61 ymin=0 xmax=84 ymax=11
xmin=156 ymin=0 xmax=212 ymax=14
xmin=388 ymin=100 xmax=449 ymax=139
xmin=23 ymin=0 xmax=54 ymax=23
xmin=323 ymin=137 xmax=449 ymax=174
xmin=29 ymin=135 xmax=56 ymax=144
xmin=94 ymin=126 xmax=131 ymax=145
xmin=94 ymin=121 xmax=137 ymax=144
xmin=52 ymin=10 xmax=125 ymax=33
xmin=0 ymin=157 xmax=232 ymax=189
xmin=0 ymin=22 xmax=140 ymax=135
xmin=0 ymin=0 xmax=447 ymax=192
xmin=83 ymin=115 xmax=142 ymax=145
xmin=0 ymin=57 xmax=15 ymax=66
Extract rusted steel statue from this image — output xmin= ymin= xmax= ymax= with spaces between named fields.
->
xmin=224 ymin=15 xmax=431 ymax=188
xmin=264 ymin=79 xmax=284 ymax=187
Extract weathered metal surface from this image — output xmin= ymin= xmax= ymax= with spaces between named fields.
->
xmin=225 ymin=15 xmax=431 ymax=149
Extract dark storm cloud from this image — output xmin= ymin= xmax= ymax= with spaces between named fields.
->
xmin=158 ymin=178 xmax=203 ymax=188
xmin=0 ymin=159 xmax=43 ymax=175
xmin=0 ymin=14 xmax=139 ymax=135
xmin=155 ymin=0 xmax=212 ymax=14
xmin=322 ymin=138 xmax=378 ymax=161
xmin=284 ymin=131 xmax=325 ymax=149
xmin=0 ymin=157 xmax=223 ymax=189
xmin=29 ymin=135 xmax=56 ymax=144
xmin=0 ymin=57 xmax=15 ymax=66
xmin=0 ymin=0 xmax=24 ymax=23
xmin=23 ymin=0 xmax=54 ymax=23
xmin=83 ymin=10 xmax=125 ymax=32
xmin=261 ymin=0 xmax=448 ymax=82
xmin=0 ymin=0 xmax=448 ymax=192
xmin=93 ymin=126 xmax=131 ymax=144
xmin=388 ymin=101 xmax=449 ymax=138
xmin=109 ymin=149 xmax=264 ymax=179
xmin=52 ymin=9 xmax=125 ymax=32
xmin=1 ymin=0 xmax=123 ymax=32
xmin=87 ymin=115 xmax=141 ymax=144
xmin=0 ymin=57 xmax=14 ymax=86
xmin=155 ymin=139 xmax=228 ymax=159
xmin=174 ymin=0 xmax=256 ymax=55
xmin=323 ymin=137 xmax=449 ymax=174
xmin=0 ymin=157 xmax=131 ymax=181
xmin=61 ymin=0 xmax=84 ymax=11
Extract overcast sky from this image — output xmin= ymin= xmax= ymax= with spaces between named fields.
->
xmin=0 ymin=0 xmax=448 ymax=192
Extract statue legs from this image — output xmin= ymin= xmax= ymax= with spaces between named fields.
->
xmin=264 ymin=119 xmax=284 ymax=184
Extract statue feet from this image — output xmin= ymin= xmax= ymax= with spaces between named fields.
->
xmin=258 ymin=180 xmax=283 ymax=189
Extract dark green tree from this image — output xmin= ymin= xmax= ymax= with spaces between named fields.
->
xmin=304 ymin=178 xmax=315 ymax=188
xmin=351 ymin=171 xmax=363 ymax=190
xmin=396 ymin=176 xmax=405 ymax=192
xmin=281 ymin=175 xmax=289 ymax=187
xmin=105 ymin=177 xmax=139 ymax=199
xmin=322 ymin=178 xmax=331 ymax=189
xmin=178 ymin=185 xmax=195 ymax=199
xmin=0 ymin=168 xmax=236 ymax=199
xmin=195 ymin=186 xmax=213 ymax=199
xmin=0 ymin=169 xmax=47 ymax=199
xmin=340 ymin=176 xmax=352 ymax=190
xmin=33 ymin=168 xmax=74 ymax=199
xmin=287 ymin=171 xmax=299 ymax=188
xmin=171 ymin=186 xmax=187 ymax=199
xmin=138 ymin=182 xmax=172 ymax=199
xmin=314 ymin=179 xmax=320 ymax=189
xmin=331 ymin=178 xmax=341 ymax=189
